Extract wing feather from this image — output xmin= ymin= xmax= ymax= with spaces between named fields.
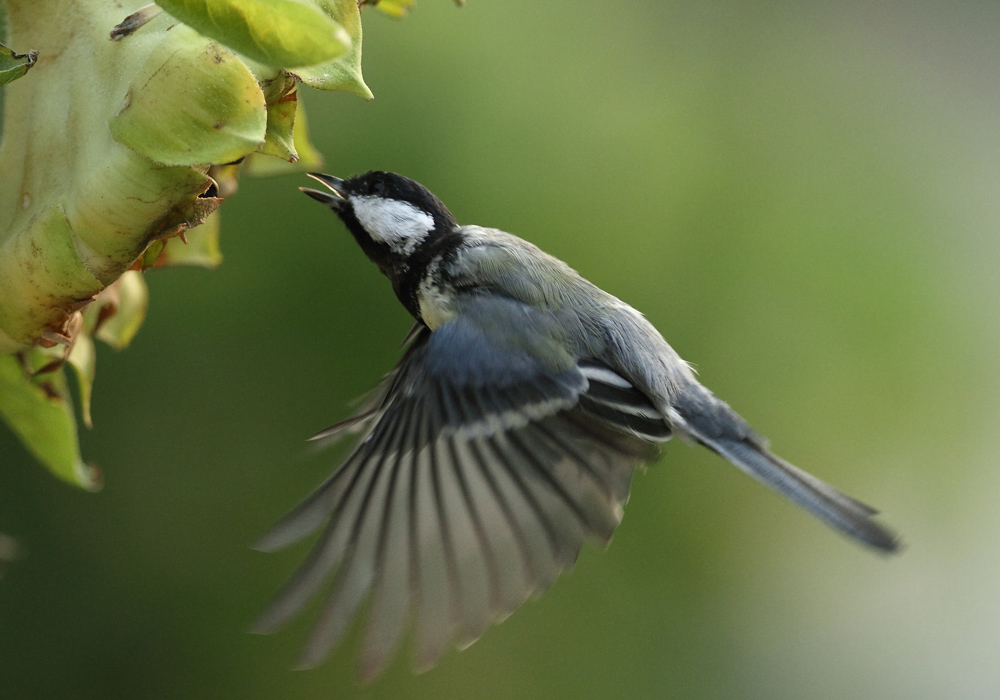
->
xmin=439 ymin=436 xmax=493 ymax=647
xmin=360 ymin=408 xmax=420 ymax=680
xmin=412 ymin=408 xmax=460 ymax=670
xmin=254 ymin=319 xmax=661 ymax=677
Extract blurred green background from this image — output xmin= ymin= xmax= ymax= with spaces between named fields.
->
xmin=3 ymin=1 xmax=1000 ymax=697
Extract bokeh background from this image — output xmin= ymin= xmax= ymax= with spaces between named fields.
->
xmin=3 ymin=0 xmax=1000 ymax=697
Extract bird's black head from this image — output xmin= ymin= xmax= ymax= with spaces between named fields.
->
xmin=301 ymin=171 xmax=463 ymax=317
xmin=301 ymin=171 xmax=458 ymax=273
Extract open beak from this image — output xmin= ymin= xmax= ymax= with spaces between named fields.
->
xmin=300 ymin=172 xmax=346 ymax=210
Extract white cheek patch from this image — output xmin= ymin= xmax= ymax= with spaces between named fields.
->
xmin=351 ymin=195 xmax=435 ymax=252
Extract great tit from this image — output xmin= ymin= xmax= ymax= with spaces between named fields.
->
xmin=254 ymin=171 xmax=899 ymax=679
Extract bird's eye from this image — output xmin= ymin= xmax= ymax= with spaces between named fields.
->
xmin=371 ymin=180 xmax=385 ymax=194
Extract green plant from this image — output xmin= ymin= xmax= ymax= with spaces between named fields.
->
xmin=0 ymin=0 xmax=443 ymax=488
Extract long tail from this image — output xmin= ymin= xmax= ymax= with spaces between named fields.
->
xmin=669 ymin=392 xmax=899 ymax=553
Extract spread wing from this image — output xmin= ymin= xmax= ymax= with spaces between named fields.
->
xmin=253 ymin=316 xmax=668 ymax=679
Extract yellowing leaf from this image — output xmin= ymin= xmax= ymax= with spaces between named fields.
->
xmin=368 ymin=0 xmax=416 ymax=19
xmin=67 ymin=331 xmax=96 ymax=429
xmin=290 ymin=101 xmax=325 ymax=170
xmin=157 ymin=0 xmax=351 ymax=69
xmin=86 ymin=272 xmax=150 ymax=351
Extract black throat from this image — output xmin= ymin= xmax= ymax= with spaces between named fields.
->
xmin=392 ymin=226 xmax=467 ymax=319
xmin=335 ymin=207 xmax=465 ymax=320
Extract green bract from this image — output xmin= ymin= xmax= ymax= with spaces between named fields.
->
xmin=109 ymin=18 xmax=268 ymax=167
xmin=288 ymin=0 xmax=372 ymax=99
xmin=156 ymin=0 xmax=351 ymax=69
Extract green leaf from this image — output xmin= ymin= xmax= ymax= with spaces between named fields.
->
xmin=0 ymin=44 xmax=37 ymax=87
xmin=0 ymin=353 xmax=99 ymax=491
xmin=109 ymin=20 xmax=268 ymax=167
xmin=289 ymin=0 xmax=373 ymax=100
xmin=156 ymin=0 xmax=352 ymax=69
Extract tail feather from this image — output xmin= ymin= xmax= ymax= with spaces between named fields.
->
xmin=669 ymin=394 xmax=899 ymax=553
xmin=706 ymin=436 xmax=898 ymax=552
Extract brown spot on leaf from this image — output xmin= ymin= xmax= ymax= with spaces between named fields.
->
xmin=109 ymin=5 xmax=162 ymax=41
xmin=36 ymin=380 xmax=61 ymax=400
xmin=34 ymin=358 xmax=65 ymax=375
xmin=92 ymin=296 xmax=120 ymax=335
